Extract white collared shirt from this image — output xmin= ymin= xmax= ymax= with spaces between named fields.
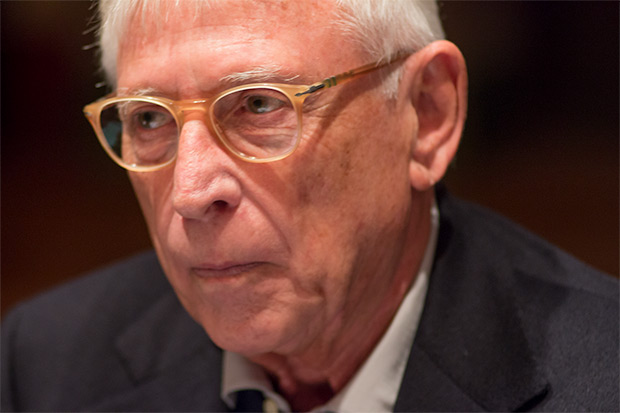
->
xmin=222 ymin=202 xmax=439 ymax=412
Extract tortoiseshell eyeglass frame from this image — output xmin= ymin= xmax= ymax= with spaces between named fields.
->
xmin=83 ymin=53 xmax=409 ymax=171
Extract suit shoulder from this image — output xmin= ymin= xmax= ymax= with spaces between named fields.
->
xmin=2 ymin=250 xmax=173 ymax=364
xmin=436 ymin=187 xmax=618 ymax=300
xmin=5 ymin=250 xmax=169 ymax=324
xmin=1 ymin=251 xmax=175 ymax=411
xmin=426 ymin=187 xmax=619 ymax=410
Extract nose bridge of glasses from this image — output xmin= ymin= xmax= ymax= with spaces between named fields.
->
xmin=176 ymin=100 xmax=211 ymax=116
xmin=174 ymin=99 xmax=226 ymax=152
xmin=172 ymin=100 xmax=214 ymax=132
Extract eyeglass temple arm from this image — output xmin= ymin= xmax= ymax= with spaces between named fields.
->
xmin=295 ymin=53 xmax=409 ymax=97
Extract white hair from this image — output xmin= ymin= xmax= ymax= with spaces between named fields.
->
xmin=95 ymin=0 xmax=445 ymax=95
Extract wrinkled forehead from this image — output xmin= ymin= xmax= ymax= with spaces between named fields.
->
xmin=104 ymin=0 xmax=352 ymax=86
xmin=126 ymin=0 xmax=337 ymax=37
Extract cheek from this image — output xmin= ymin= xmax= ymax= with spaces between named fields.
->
xmin=278 ymin=100 xmax=413 ymax=292
xmin=295 ymin=101 xmax=411 ymax=220
xmin=128 ymin=171 xmax=175 ymax=245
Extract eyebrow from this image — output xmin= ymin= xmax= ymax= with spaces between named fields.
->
xmin=219 ymin=66 xmax=301 ymax=84
xmin=116 ymin=87 xmax=163 ymax=97
xmin=116 ymin=67 xmax=303 ymax=98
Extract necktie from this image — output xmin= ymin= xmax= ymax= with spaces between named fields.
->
xmin=233 ymin=389 xmax=266 ymax=412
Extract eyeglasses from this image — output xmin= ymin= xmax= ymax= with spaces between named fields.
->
xmin=83 ymin=54 xmax=408 ymax=172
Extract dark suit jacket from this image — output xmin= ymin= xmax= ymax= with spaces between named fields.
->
xmin=2 ymin=187 xmax=618 ymax=412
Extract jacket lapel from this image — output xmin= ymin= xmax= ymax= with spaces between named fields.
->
xmin=395 ymin=187 xmax=550 ymax=412
xmin=394 ymin=343 xmax=485 ymax=411
xmin=86 ymin=290 xmax=227 ymax=412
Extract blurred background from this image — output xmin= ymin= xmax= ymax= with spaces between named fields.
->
xmin=2 ymin=1 xmax=618 ymax=315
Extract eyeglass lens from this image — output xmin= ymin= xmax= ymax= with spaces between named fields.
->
xmin=98 ymin=88 xmax=299 ymax=168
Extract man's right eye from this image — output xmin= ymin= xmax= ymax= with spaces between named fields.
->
xmin=135 ymin=109 xmax=173 ymax=129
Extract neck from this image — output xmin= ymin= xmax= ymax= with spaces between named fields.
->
xmin=250 ymin=190 xmax=434 ymax=411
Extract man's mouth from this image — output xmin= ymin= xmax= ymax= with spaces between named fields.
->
xmin=192 ymin=262 xmax=262 ymax=278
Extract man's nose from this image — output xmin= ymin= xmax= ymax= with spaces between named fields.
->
xmin=172 ymin=119 xmax=242 ymax=220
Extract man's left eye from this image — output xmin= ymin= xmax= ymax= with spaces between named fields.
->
xmin=245 ymin=95 xmax=285 ymax=114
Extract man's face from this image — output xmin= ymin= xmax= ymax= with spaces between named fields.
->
xmin=118 ymin=1 xmax=419 ymax=357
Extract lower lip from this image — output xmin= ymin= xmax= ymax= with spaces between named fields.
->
xmin=192 ymin=262 xmax=262 ymax=279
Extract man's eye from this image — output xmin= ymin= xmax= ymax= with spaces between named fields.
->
xmin=135 ymin=110 xmax=172 ymax=129
xmin=245 ymin=95 xmax=285 ymax=114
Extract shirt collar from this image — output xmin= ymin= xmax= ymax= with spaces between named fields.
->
xmin=222 ymin=201 xmax=439 ymax=412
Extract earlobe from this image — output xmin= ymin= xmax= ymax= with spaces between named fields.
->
xmin=404 ymin=40 xmax=468 ymax=191
xmin=408 ymin=160 xmax=435 ymax=190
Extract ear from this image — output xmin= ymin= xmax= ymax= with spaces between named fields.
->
xmin=401 ymin=40 xmax=467 ymax=191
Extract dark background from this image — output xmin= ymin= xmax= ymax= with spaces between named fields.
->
xmin=2 ymin=1 xmax=618 ymax=315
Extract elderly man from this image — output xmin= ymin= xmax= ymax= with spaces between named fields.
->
xmin=2 ymin=1 xmax=618 ymax=412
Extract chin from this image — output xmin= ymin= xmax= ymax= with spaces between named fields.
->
xmin=206 ymin=324 xmax=287 ymax=356
xmin=191 ymin=305 xmax=295 ymax=356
